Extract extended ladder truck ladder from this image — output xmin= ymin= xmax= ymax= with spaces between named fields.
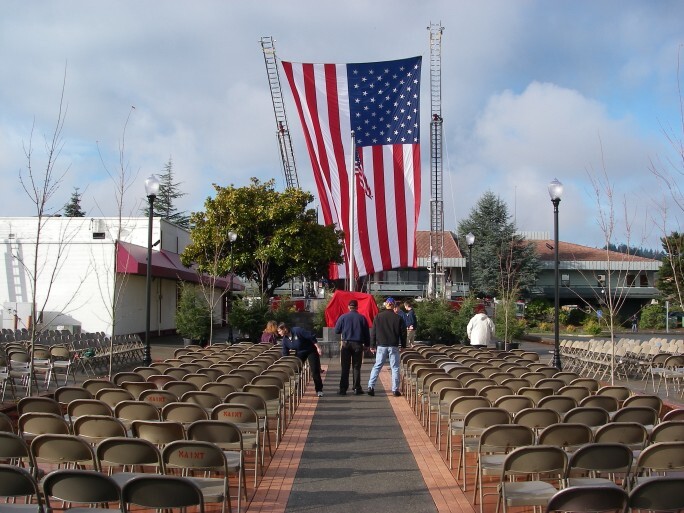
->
xmin=428 ymin=22 xmax=445 ymax=298
xmin=260 ymin=36 xmax=300 ymax=189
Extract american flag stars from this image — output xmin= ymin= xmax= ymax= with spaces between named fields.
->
xmin=348 ymin=57 xmax=421 ymax=147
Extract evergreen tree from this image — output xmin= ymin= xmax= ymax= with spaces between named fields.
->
xmin=63 ymin=187 xmax=86 ymax=217
xmin=142 ymin=157 xmax=190 ymax=228
xmin=604 ymin=242 xmax=664 ymax=260
xmin=656 ymin=232 xmax=684 ymax=310
xmin=457 ymin=191 xmax=540 ymax=297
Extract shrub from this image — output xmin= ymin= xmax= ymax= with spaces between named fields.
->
xmin=639 ymin=303 xmax=666 ymax=330
xmin=583 ymin=318 xmax=602 ymax=335
xmin=566 ymin=308 xmax=587 ymax=326
xmin=537 ymin=322 xmax=552 ymax=332
xmin=565 ymin=324 xmax=577 ymax=333
xmin=228 ymin=297 xmax=269 ymax=342
xmin=495 ymin=298 xmax=526 ymax=342
xmin=525 ymin=298 xmax=552 ymax=326
xmin=414 ymin=299 xmax=459 ymax=344
xmin=270 ymin=296 xmax=297 ymax=324
xmin=312 ymin=294 xmax=332 ymax=336
xmin=175 ymin=284 xmax=212 ymax=343
xmin=558 ymin=310 xmax=570 ymax=326
xmin=451 ymin=296 xmax=480 ymax=344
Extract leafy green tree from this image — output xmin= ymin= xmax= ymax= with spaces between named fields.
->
xmin=181 ymin=178 xmax=344 ymax=297
xmin=142 ymin=158 xmax=190 ymax=228
xmin=656 ymin=232 xmax=684 ymax=310
xmin=63 ymin=187 xmax=85 ymax=217
xmin=457 ymin=191 xmax=540 ymax=297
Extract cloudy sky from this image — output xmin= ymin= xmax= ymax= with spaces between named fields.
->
xmin=1 ymin=1 xmax=683 ymax=251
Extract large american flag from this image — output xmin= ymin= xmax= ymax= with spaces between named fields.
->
xmin=281 ymin=56 xmax=422 ymax=279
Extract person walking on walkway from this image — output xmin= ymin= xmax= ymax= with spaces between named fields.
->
xmin=367 ymin=297 xmax=406 ymax=397
xmin=278 ymin=322 xmax=324 ymax=397
xmin=403 ymin=301 xmax=418 ymax=346
xmin=467 ymin=311 xmax=495 ymax=348
xmin=334 ymin=299 xmax=370 ymax=395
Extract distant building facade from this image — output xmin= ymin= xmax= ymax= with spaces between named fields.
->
xmin=363 ymin=231 xmax=661 ymax=313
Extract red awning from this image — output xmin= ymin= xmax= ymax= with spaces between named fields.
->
xmin=116 ymin=241 xmax=244 ymax=291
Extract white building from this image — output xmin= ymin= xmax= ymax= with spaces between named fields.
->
xmin=0 ymin=217 xmax=242 ymax=336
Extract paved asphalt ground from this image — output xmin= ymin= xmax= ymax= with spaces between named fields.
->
xmin=283 ymin=362 xmax=438 ymax=513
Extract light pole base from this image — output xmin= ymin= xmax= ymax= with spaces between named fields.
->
xmin=143 ymin=344 xmax=152 ymax=367
xmin=551 ymin=350 xmax=562 ymax=371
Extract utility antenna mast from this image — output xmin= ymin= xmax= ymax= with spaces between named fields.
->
xmin=428 ymin=22 xmax=444 ymax=298
xmin=260 ymin=36 xmax=300 ymax=189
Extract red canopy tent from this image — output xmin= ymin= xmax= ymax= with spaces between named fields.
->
xmin=324 ymin=290 xmax=379 ymax=328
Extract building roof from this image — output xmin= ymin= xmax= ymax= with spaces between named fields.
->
xmin=116 ymin=241 xmax=244 ymax=290
xmin=532 ymin=240 xmax=659 ymax=263
xmin=416 ymin=231 xmax=463 ymax=259
xmin=412 ymin=232 xmax=660 ymax=271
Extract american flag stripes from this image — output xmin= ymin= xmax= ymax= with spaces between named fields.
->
xmin=281 ymin=56 xmax=422 ymax=279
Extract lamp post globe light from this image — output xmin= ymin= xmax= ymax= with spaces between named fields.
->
xmin=143 ymin=174 xmax=160 ymax=367
xmin=227 ymin=231 xmax=237 ymax=343
xmin=465 ymin=232 xmax=475 ymax=296
xmin=548 ymin=178 xmax=563 ymax=370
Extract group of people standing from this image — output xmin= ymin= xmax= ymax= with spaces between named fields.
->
xmin=259 ymin=298 xmax=416 ymax=399
xmin=260 ymin=298 xmax=495 ymax=400
xmin=334 ymin=297 xmax=416 ymax=397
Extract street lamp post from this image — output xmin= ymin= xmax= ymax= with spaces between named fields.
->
xmin=143 ymin=174 xmax=160 ymax=367
xmin=466 ymin=232 xmax=475 ymax=296
xmin=227 ymin=231 xmax=237 ymax=343
xmin=548 ymin=178 xmax=563 ymax=370
xmin=431 ymin=253 xmax=439 ymax=298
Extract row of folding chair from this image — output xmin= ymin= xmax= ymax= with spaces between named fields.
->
xmin=493 ymin=443 xmax=684 ymax=513
xmin=0 ymin=466 xmax=216 ymax=513
xmin=396 ymin=343 xmax=684 ymax=513
xmin=0 ymin=430 xmax=247 ymax=513
xmin=5 ymin=393 xmax=267 ymax=491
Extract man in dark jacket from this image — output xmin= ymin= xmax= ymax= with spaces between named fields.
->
xmin=403 ymin=301 xmax=418 ymax=346
xmin=366 ymin=297 xmax=406 ymax=397
xmin=278 ymin=322 xmax=324 ymax=397
xmin=334 ymin=299 xmax=370 ymax=395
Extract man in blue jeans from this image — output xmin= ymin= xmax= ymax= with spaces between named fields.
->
xmin=367 ymin=297 xmax=406 ymax=397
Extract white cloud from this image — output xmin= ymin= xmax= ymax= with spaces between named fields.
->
xmin=0 ymin=0 xmax=683 ymax=252
xmin=443 ymin=81 xmax=665 ymax=248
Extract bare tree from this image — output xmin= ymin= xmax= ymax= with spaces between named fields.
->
xmin=92 ymin=106 xmax=140 ymax=379
xmin=15 ymin=69 xmax=77 ymax=395
xmin=495 ymin=240 xmax=523 ymax=349
xmin=566 ymin=144 xmax=646 ymax=384
xmin=193 ymin=228 xmax=234 ymax=345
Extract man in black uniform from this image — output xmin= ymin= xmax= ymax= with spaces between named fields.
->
xmin=334 ymin=299 xmax=370 ymax=395
xmin=278 ymin=322 xmax=324 ymax=397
